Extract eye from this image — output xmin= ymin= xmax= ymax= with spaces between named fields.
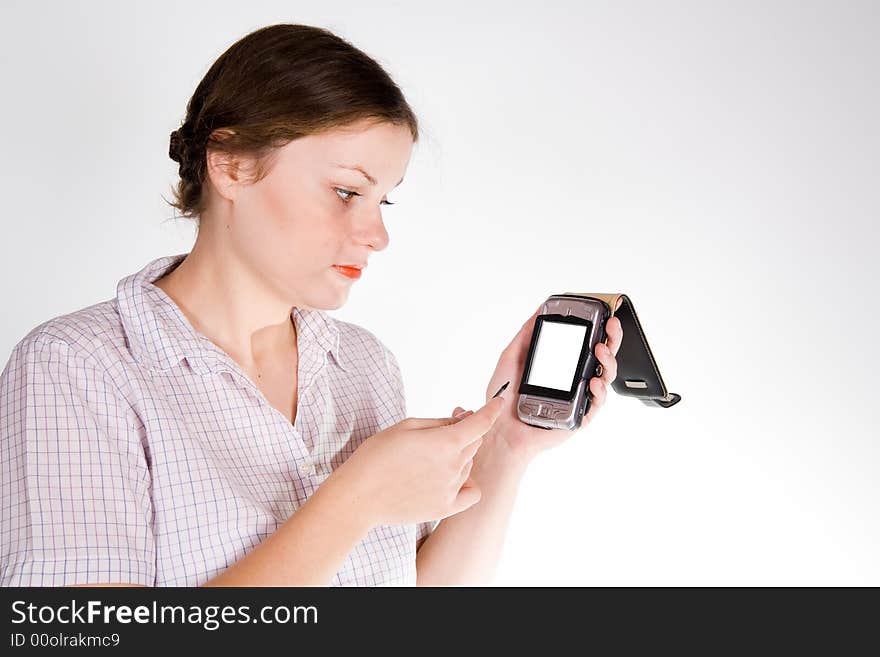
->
xmin=334 ymin=187 xmax=358 ymax=202
xmin=334 ymin=187 xmax=395 ymax=206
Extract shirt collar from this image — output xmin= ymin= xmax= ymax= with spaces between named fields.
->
xmin=116 ymin=253 xmax=346 ymax=374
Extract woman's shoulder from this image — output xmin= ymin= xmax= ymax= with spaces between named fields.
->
xmin=1 ymin=299 xmax=141 ymax=433
xmin=5 ymin=298 xmax=131 ymax=376
xmin=329 ymin=316 xmax=404 ymax=407
xmin=332 ymin=316 xmax=401 ymax=366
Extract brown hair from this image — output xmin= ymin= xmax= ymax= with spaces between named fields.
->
xmin=165 ymin=23 xmax=419 ymax=220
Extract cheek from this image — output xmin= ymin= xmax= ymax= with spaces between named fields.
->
xmin=242 ymin=182 xmax=342 ymax=264
xmin=263 ymin=182 xmax=304 ymax=233
xmin=239 ymin=178 xmax=302 ymax=237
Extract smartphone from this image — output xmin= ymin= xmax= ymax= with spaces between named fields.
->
xmin=516 ymin=295 xmax=611 ymax=430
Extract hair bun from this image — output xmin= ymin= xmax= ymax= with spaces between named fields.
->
xmin=169 ymin=129 xmax=186 ymax=164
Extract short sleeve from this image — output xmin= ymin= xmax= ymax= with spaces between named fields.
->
xmin=381 ymin=343 xmax=439 ymax=549
xmin=383 ymin=344 xmax=406 ymax=421
xmin=0 ymin=335 xmax=156 ymax=586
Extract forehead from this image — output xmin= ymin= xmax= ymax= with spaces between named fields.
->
xmin=284 ymin=120 xmax=413 ymax=168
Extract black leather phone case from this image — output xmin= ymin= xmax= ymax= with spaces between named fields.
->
xmin=561 ymin=292 xmax=681 ymax=408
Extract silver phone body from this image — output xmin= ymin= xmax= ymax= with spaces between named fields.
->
xmin=516 ymin=295 xmax=610 ymax=430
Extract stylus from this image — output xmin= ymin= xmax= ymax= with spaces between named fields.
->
xmin=492 ymin=381 xmax=510 ymax=398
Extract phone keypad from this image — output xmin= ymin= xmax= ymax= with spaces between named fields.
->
xmin=518 ymin=402 xmax=536 ymax=415
xmin=519 ymin=400 xmax=569 ymax=426
xmin=538 ymin=404 xmax=557 ymax=418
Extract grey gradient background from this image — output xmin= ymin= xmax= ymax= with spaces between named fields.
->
xmin=1 ymin=0 xmax=877 ymax=585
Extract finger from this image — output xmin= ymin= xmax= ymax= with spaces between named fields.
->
xmin=432 ymin=395 xmax=504 ymax=446
xmin=454 ymin=407 xmax=474 ymax=421
xmin=582 ymin=385 xmax=604 ymax=427
xmin=603 ymin=351 xmax=618 ymax=386
xmin=604 ymin=316 xmax=624 ymax=358
xmin=453 ymin=410 xmax=474 ymax=424
xmin=440 ymin=409 xmax=475 ymax=428
xmin=589 ymin=377 xmax=607 ymax=411
xmin=594 ymin=341 xmax=618 ymax=384
xmin=406 ymin=416 xmax=471 ymax=430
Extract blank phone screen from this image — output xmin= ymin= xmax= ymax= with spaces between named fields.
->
xmin=525 ymin=321 xmax=588 ymax=392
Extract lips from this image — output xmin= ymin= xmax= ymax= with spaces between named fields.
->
xmin=332 ymin=265 xmax=362 ymax=280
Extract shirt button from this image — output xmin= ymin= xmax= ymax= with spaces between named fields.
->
xmin=302 ymin=460 xmax=317 ymax=477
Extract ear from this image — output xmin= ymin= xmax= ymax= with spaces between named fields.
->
xmin=205 ymin=129 xmax=244 ymax=203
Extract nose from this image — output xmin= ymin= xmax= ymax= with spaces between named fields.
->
xmin=355 ymin=207 xmax=391 ymax=252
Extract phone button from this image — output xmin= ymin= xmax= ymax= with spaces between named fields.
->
xmin=538 ymin=405 xmax=556 ymax=418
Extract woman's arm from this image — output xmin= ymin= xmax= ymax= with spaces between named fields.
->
xmin=201 ymin=469 xmax=374 ymax=586
xmin=199 ymin=401 xmax=500 ymax=586
xmin=414 ymin=428 xmax=530 ymax=586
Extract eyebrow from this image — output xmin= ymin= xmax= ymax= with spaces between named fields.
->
xmin=333 ymin=164 xmax=404 ymax=187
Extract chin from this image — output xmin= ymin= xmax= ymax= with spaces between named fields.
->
xmin=304 ymin=300 xmax=344 ymax=312
xmin=299 ymin=290 xmax=349 ymax=312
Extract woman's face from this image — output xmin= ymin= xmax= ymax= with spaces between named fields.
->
xmin=218 ymin=119 xmax=413 ymax=311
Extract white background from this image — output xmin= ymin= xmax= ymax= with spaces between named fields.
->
xmin=1 ymin=0 xmax=877 ymax=585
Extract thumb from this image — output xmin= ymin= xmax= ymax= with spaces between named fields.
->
xmin=450 ymin=480 xmax=482 ymax=515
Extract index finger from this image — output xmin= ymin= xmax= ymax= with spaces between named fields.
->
xmin=427 ymin=395 xmax=505 ymax=446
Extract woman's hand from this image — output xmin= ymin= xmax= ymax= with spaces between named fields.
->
xmin=452 ymin=301 xmax=624 ymax=467
xmin=328 ymin=396 xmax=505 ymax=527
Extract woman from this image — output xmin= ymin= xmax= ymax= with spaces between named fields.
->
xmin=0 ymin=23 xmax=622 ymax=587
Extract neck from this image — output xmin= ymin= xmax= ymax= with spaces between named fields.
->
xmin=153 ymin=223 xmax=297 ymax=368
